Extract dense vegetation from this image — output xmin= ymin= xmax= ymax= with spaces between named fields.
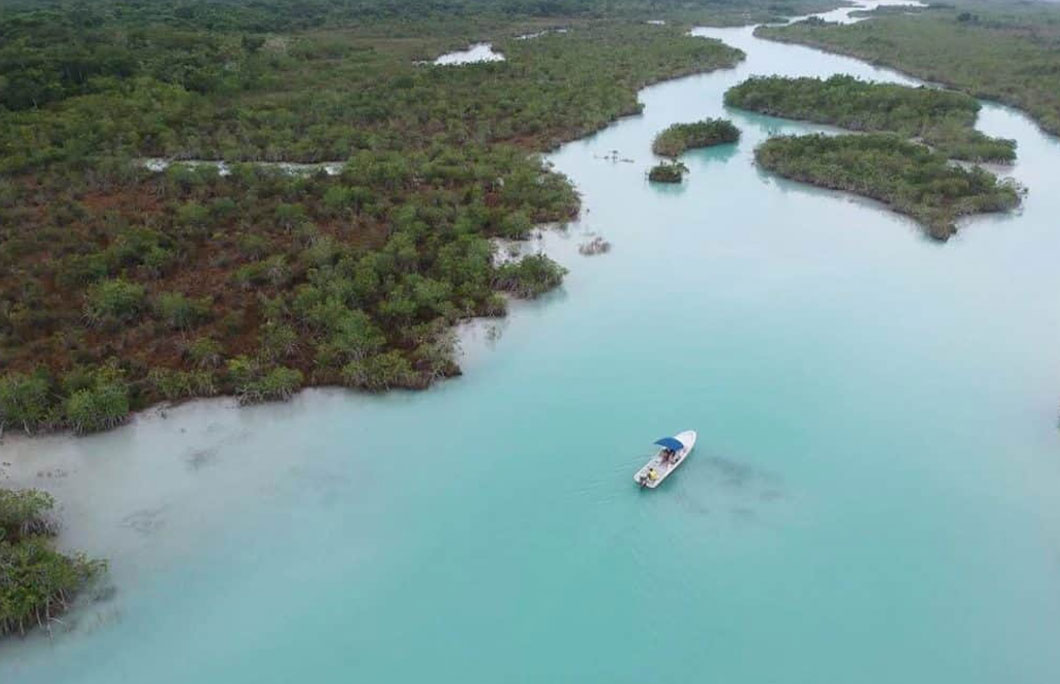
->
xmin=0 ymin=488 xmax=104 ymax=638
xmin=755 ymin=133 xmax=1022 ymax=239
xmin=725 ymin=75 xmax=1015 ymax=162
xmin=0 ymin=1 xmax=757 ymax=434
xmin=756 ymin=0 xmax=1060 ymax=136
xmin=0 ymin=18 xmax=746 ymax=172
xmin=846 ymin=4 xmax=926 ymax=19
xmin=652 ymin=118 xmax=740 ymax=156
xmin=648 ymin=161 xmax=688 ymax=182
xmin=0 ymin=0 xmax=839 ymax=122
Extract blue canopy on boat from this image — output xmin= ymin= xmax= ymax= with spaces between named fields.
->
xmin=654 ymin=437 xmax=684 ymax=451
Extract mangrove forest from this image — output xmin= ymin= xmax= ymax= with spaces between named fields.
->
xmin=724 ymin=74 xmax=1016 ymax=163
xmin=0 ymin=488 xmax=105 ymax=638
xmin=0 ymin=0 xmax=757 ymax=435
xmin=652 ymin=118 xmax=741 ymax=157
xmin=648 ymin=161 xmax=690 ymax=183
xmin=755 ymin=0 xmax=1060 ymax=137
xmin=755 ymin=133 xmax=1022 ymax=240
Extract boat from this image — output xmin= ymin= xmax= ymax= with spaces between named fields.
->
xmin=634 ymin=431 xmax=697 ymax=488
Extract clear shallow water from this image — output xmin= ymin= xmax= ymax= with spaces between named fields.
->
xmin=3 ymin=2 xmax=1060 ymax=681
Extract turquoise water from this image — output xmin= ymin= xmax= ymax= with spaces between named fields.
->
xmin=4 ymin=3 xmax=1060 ymax=681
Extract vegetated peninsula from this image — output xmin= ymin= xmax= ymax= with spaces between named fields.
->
xmin=0 ymin=488 xmax=105 ymax=639
xmin=755 ymin=133 xmax=1021 ymax=240
xmin=652 ymin=118 xmax=741 ymax=157
xmin=0 ymin=1 xmax=749 ymax=436
xmin=724 ymin=75 xmax=1015 ymax=162
xmin=754 ymin=1 xmax=1060 ymax=137
xmin=846 ymin=4 xmax=927 ymax=19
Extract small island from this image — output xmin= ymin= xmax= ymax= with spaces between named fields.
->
xmin=652 ymin=118 xmax=740 ymax=157
xmin=725 ymin=75 xmax=1015 ymax=163
xmin=1 ymin=488 xmax=104 ymax=638
xmin=648 ymin=161 xmax=689 ymax=183
xmin=755 ymin=133 xmax=1022 ymax=240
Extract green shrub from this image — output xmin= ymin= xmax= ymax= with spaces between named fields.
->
xmin=226 ymin=355 xmax=258 ymax=389
xmin=497 ymin=211 xmax=534 ymax=239
xmin=243 ymin=366 xmax=303 ymax=404
xmin=185 ymin=336 xmax=224 ymax=368
xmin=493 ymin=254 xmax=567 ymax=298
xmin=220 ymin=310 xmax=246 ymax=335
xmin=148 ymin=368 xmax=218 ymax=400
xmin=210 ymin=197 xmax=238 ymax=219
xmin=237 ymin=233 xmax=270 ymax=260
xmin=232 ymin=262 xmax=267 ymax=289
xmin=176 ymin=202 xmax=211 ymax=228
xmin=233 ymin=255 xmax=289 ymax=289
xmin=330 ymin=310 xmax=385 ymax=361
xmin=275 ymin=203 xmax=307 ymax=230
xmin=322 ymin=185 xmax=353 ymax=216
xmin=140 ymin=245 xmax=176 ymax=277
xmin=255 ymin=367 xmax=303 ymax=401
xmin=301 ymin=235 xmax=340 ymax=268
xmin=154 ymin=292 xmax=212 ymax=330
xmin=60 ymin=367 xmax=97 ymax=396
xmin=481 ymin=293 xmax=508 ymax=317
xmin=0 ymin=489 xmax=57 ymax=542
xmin=412 ymin=329 xmax=459 ymax=382
xmin=227 ymin=356 xmax=302 ymax=404
xmin=57 ymin=252 xmax=109 ymax=287
xmin=0 ymin=485 xmax=103 ymax=638
xmin=83 ymin=279 xmax=145 ymax=326
xmin=64 ymin=380 xmax=130 ymax=434
xmin=104 ymin=228 xmax=171 ymax=271
xmin=0 ymin=372 xmax=54 ymax=433
xmin=648 ymin=161 xmax=687 ymax=183
xmin=342 ymin=351 xmax=418 ymax=391
xmin=258 ymin=321 xmax=298 ymax=361
xmin=258 ymin=294 xmax=289 ymax=322
xmin=0 ymin=533 xmax=105 ymax=637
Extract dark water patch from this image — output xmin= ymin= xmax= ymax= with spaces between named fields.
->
xmin=34 ymin=467 xmax=69 ymax=479
xmin=121 ymin=506 xmax=168 ymax=536
xmin=667 ymin=456 xmax=790 ymax=527
xmin=285 ymin=465 xmax=354 ymax=508
xmin=183 ymin=448 xmax=218 ymax=471
xmin=730 ymin=506 xmax=758 ymax=524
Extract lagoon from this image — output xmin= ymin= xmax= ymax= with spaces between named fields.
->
xmin=3 ymin=2 xmax=1060 ymax=682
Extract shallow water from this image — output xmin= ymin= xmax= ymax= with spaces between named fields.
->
xmin=3 ymin=2 xmax=1060 ymax=682
xmin=433 ymin=42 xmax=505 ymax=65
xmin=515 ymin=28 xmax=569 ymax=40
xmin=140 ymin=158 xmax=344 ymax=176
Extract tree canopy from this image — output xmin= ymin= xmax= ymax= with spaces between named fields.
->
xmin=755 ymin=1 xmax=1060 ymax=137
xmin=725 ymin=74 xmax=1015 ymax=162
xmin=0 ymin=0 xmax=752 ymax=434
xmin=652 ymin=118 xmax=740 ymax=157
xmin=755 ymin=133 xmax=1022 ymax=240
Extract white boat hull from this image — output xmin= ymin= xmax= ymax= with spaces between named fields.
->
xmin=634 ymin=430 xmax=697 ymax=488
